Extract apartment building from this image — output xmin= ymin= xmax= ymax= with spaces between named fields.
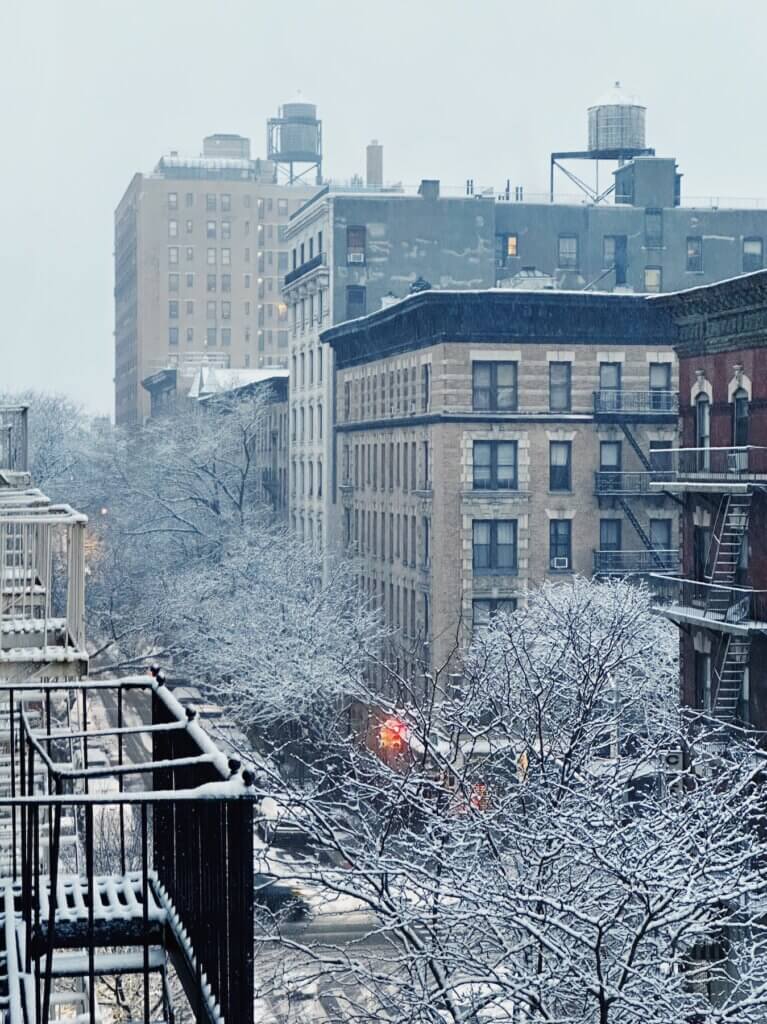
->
xmin=651 ymin=270 xmax=767 ymax=730
xmin=282 ymin=181 xmax=496 ymax=549
xmin=323 ymin=288 xmax=680 ymax=679
xmin=115 ymin=133 xmax=316 ymax=425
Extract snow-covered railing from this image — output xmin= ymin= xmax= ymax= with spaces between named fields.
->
xmin=0 ymin=504 xmax=87 ymax=659
xmin=0 ymin=676 xmax=257 ymax=1024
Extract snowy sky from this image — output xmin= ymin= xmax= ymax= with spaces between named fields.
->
xmin=1 ymin=0 xmax=766 ymax=416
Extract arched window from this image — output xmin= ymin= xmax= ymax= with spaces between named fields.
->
xmin=733 ymin=388 xmax=749 ymax=447
xmin=696 ymin=395 xmax=711 ymax=471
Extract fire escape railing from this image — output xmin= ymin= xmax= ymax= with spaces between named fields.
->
xmin=0 ymin=408 xmax=28 ymax=475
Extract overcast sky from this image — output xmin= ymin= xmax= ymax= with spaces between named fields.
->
xmin=2 ymin=0 xmax=766 ymax=416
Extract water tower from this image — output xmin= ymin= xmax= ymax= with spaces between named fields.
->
xmin=267 ymin=96 xmax=323 ymax=184
xmin=550 ymin=82 xmax=654 ymax=203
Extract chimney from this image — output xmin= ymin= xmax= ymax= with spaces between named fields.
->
xmin=418 ymin=179 xmax=440 ymax=201
xmin=366 ymin=140 xmax=383 ymax=188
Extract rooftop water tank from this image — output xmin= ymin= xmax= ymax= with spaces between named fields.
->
xmin=588 ymin=82 xmax=646 ymax=152
xmin=273 ymin=97 xmax=321 ymax=163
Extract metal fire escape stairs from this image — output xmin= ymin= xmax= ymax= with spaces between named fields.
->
xmin=705 ymin=494 xmax=753 ymax=724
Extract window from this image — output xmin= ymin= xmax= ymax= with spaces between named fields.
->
xmin=472 ymin=599 xmax=517 ymax=634
xmin=650 ymin=519 xmax=672 ymax=551
xmin=549 ymin=520 xmax=572 ymax=570
xmin=743 ymin=237 xmax=763 ymax=273
xmin=421 ymin=363 xmax=431 ymax=412
xmin=206 ymin=300 xmax=216 ymax=319
xmin=206 ymin=327 xmax=216 ymax=346
xmin=221 ymin=248 xmax=231 ymax=265
xmin=207 ymin=248 xmax=216 ymax=265
xmin=244 ymin=273 xmax=251 ymax=288
xmin=221 ymin=193 xmax=231 ymax=212
xmin=221 ymin=273 xmax=231 ymax=293
xmin=168 ymin=273 xmax=179 ymax=292
xmin=645 ymin=209 xmax=663 ymax=247
xmin=495 ymin=233 xmax=518 ymax=267
xmin=347 ymin=225 xmax=366 ymax=262
xmin=549 ymin=441 xmax=572 ymax=491
xmin=186 ymin=246 xmax=194 ymax=262
xmin=599 ymin=362 xmax=621 ymax=392
xmin=277 ymin=198 xmax=288 ymax=216
xmin=644 ymin=267 xmax=662 ymax=293
xmin=473 ymin=441 xmax=518 ymax=490
xmin=600 ymin=441 xmax=622 ymax=490
xmin=206 ymin=221 xmax=216 ymax=239
xmin=186 ymin=326 xmax=194 ymax=343
xmin=600 ymin=519 xmax=622 ymax=552
xmin=603 ymin=234 xmax=627 ymax=284
xmin=422 ymin=517 xmax=430 ymax=568
xmin=168 ymin=220 xmax=178 ymax=238
xmin=207 ymin=274 xmax=216 ymax=292
xmin=278 ymin=252 xmax=288 ymax=272
xmin=221 ymin=327 xmax=231 ymax=346
xmin=277 ymin=302 xmax=288 ymax=322
xmin=733 ymin=388 xmax=749 ymax=447
xmin=549 ymin=362 xmax=571 ymax=412
xmin=472 ymin=361 xmax=517 ymax=411
xmin=185 ymin=300 xmax=194 ymax=315
xmin=557 ymin=234 xmax=578 ymax=270
xmin=649 ymin=362 xmax=672 ymax=410
xmin=696 ymin=394 xmax=711 ymax=462
xmin=472 ymin=520 xmax=517 ymax=573
xmin=185 ymin=192 xmax=194 ymax=207
xmin=650 ymin=441 xmax=673 ymax=475
xmin=221 ymin=301 xmax=231 ymax=319
xmin=693 ymin=525 xmax=711 ymax=582
xmin=185 ymin=272 xmax=194 ymax=288
xmin=168 ymin=246 xmax=179 ymax=265
xmin=168 ymin=326 xmax=179 ymax=345
xmin=168 ymin=300 xmax=179 ymax=319
xmin=346 ymin=285 xmax=366 ymax=319
xmin=206 ymin=194 xmax=216 ymax=211
xmin=221 ymin=221 xmax=231 ymax=240
xmin=168 ymin=192 xmax=178 ymax=210
xmin=186 ymin=219 xmax=193 ymax=234
xmin=686 ymin=236 xmax=703 ymax=272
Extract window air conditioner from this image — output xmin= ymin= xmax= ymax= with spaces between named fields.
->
xmin=348 ymin=252 xmax=365 ymax=264
xmin=552 ymin=557 xmax=569 ymax=570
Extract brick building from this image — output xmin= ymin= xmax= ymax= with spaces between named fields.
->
xmin=323 ymin=289 xmax=680 ymax=682
xmin=652 ymin=271 xmax=767 ymax=730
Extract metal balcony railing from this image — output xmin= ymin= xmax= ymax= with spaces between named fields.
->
xmin=0 ymin=407 xmax=28 ymax=474
xmin=594 ymin=470 xmax=667 ymax=495
xmin=658 ymin=446 xmax=767 ymax=483
xmin=283 ymin=251 xmax=327 ymax=287
xmin=0 ymin=504 xmax=87 ymax=658
xmin=593 ymin=548 xmax=679 ymax=575
xmin=649 ymin=575 xmax=767 ymax=627
xmin=593 ymin=390 xmax=678 ymax=416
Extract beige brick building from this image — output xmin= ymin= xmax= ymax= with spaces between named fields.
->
xmin=323 ymin=289 xmax=680 ymax=682
xmin=115 ymin=134 xmax=316 ymax=425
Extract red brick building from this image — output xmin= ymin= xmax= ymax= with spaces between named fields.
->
xmin=652 ymin=271 xmax=767 ymax=731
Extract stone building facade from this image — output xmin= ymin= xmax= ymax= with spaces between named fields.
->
xmin=324 ymin=289 xmax=680 ymax=681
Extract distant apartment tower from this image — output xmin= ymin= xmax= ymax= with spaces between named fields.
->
xmin=323 ymin=289 xmax=680 ymax=680
xmin=282 ymin=181 xmax=496 ymax=550
xmin=114 ymin=132 xmax=317 ymax=424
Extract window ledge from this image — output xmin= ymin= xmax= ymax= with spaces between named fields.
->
xmin=464 ymin=488 xmax=529 ymax=499
xmin=473 ymin=569 xmax=519 ymax=577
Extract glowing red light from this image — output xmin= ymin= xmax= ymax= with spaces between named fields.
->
xmin=379 ymin=717 xmax=408 ymax=750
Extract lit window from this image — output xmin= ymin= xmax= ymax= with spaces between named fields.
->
xmin=644 ymin=267 xmax=662 ymax=293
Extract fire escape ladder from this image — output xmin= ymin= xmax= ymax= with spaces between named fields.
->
xmin=618 ymin=498 xmax=667 ymax=569
xmin=712 ymin=633 xmax=751 ymax=724
xmin=703 ymin=494 xmax=752 ymax=619
xmin=619 ymin=422 xmax=652 ymax=471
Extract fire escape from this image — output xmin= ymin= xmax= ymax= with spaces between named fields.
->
xmin=592 ymin=388 xmax=680 ymax=575
xmin=651 ymin=444 xmax=767 ymax=728
xmin=0 ymin=406 xmax=257 ymax=1024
